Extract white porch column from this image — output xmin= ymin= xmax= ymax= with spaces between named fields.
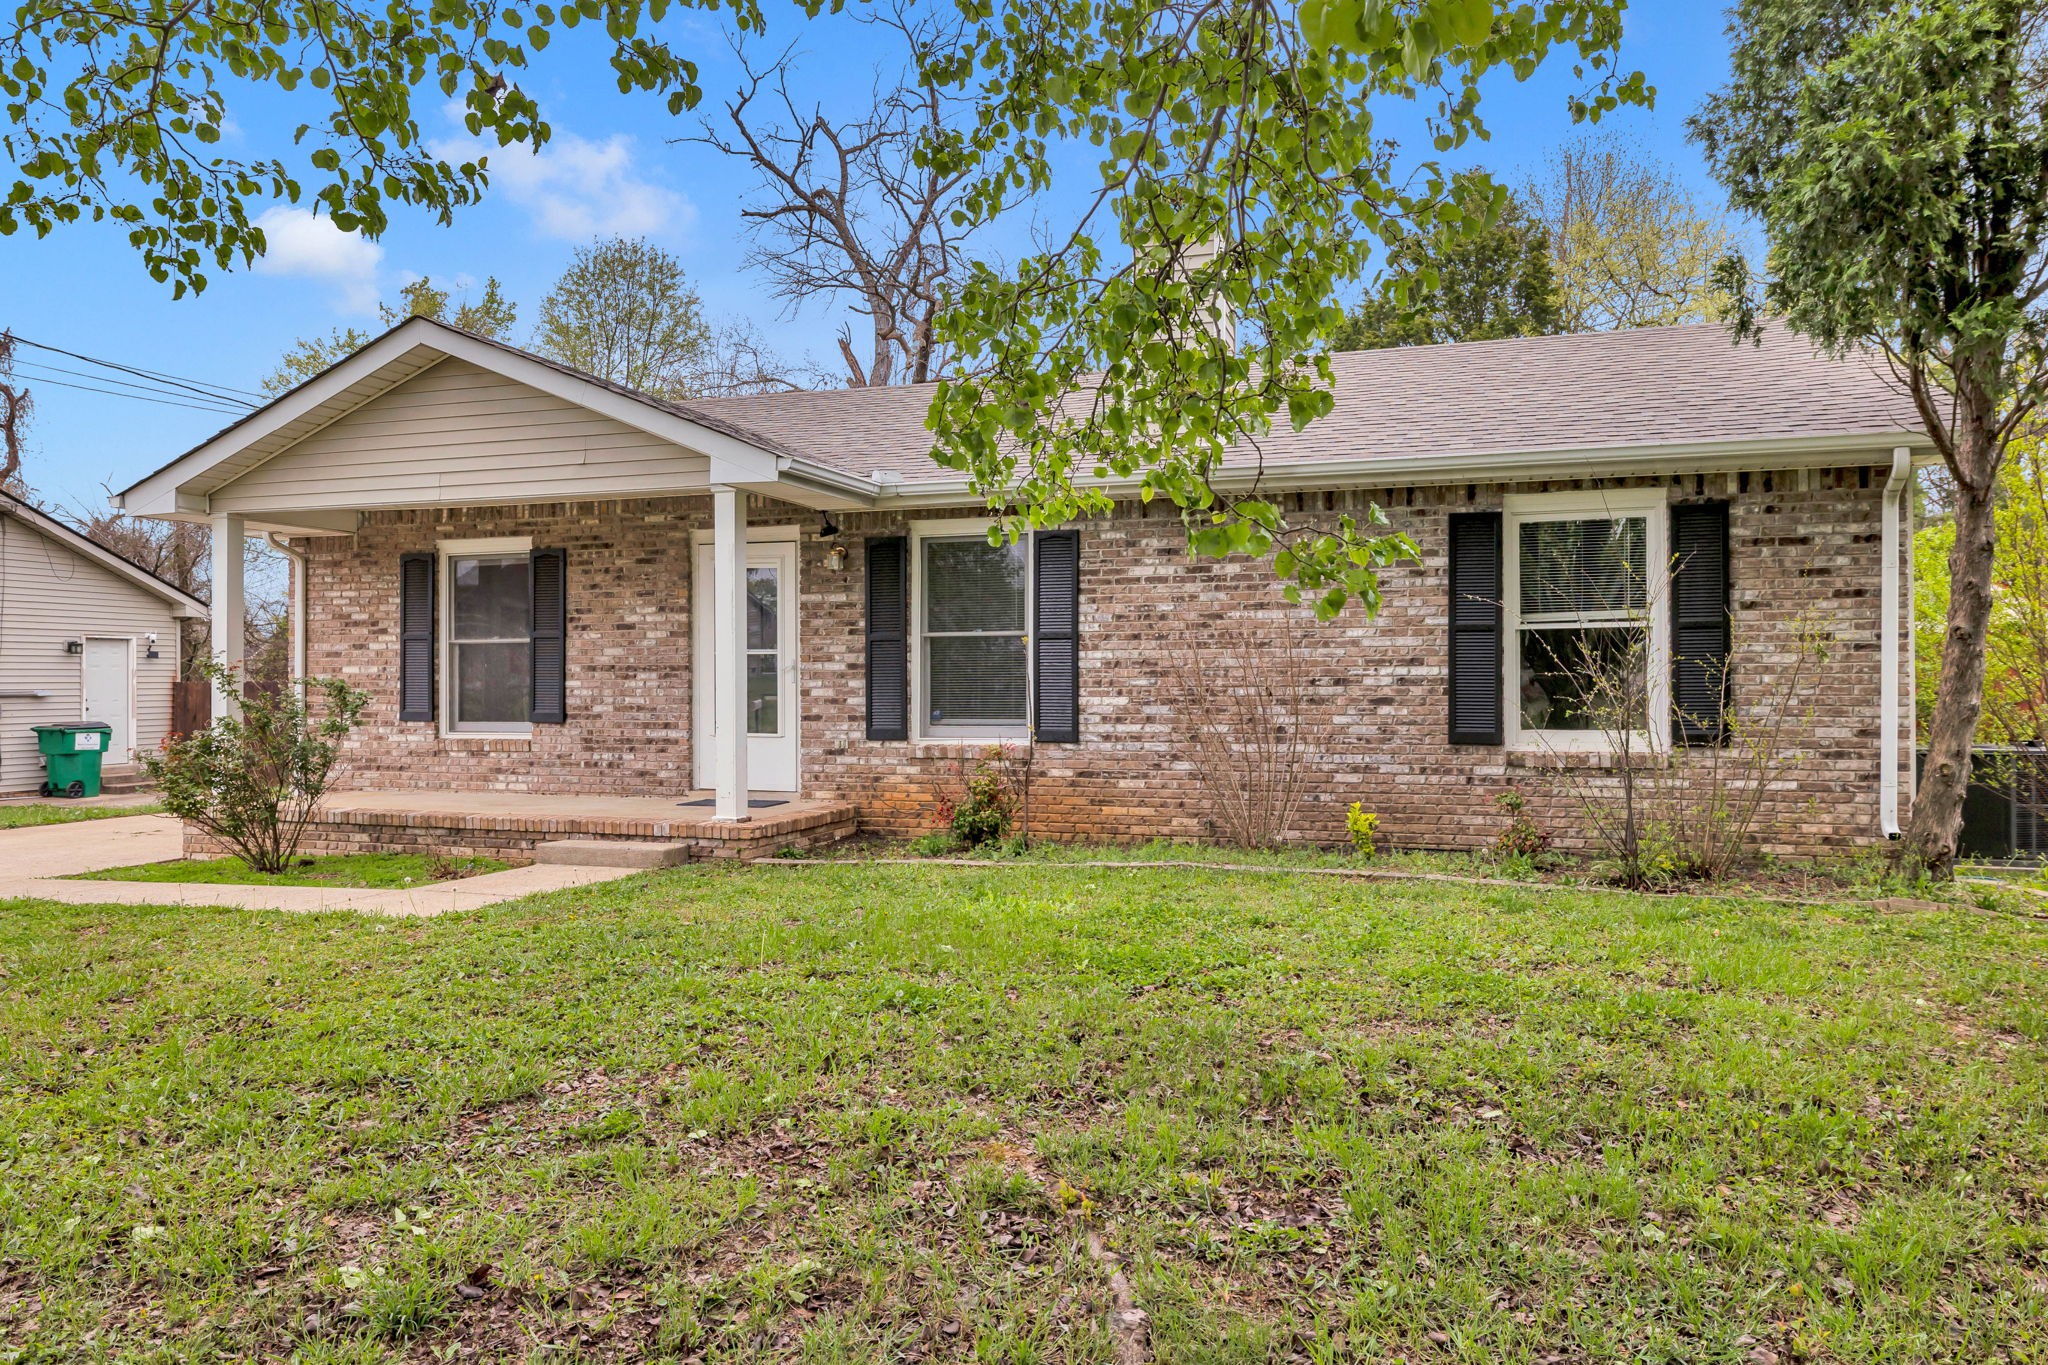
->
xmin=209 ymin=511 xmax=246 ymax=721
xmin=711 ymin=485 xmax=750 ymax=821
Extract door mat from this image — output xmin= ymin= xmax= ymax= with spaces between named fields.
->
xmin=678 ymin=797 xmax=789 ymax=810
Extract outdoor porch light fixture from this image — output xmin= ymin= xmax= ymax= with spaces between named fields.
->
xmin=819 ymin=511 xmax=847 ymax=571
xmin=64 ymin=638 xmax=83 ymax=655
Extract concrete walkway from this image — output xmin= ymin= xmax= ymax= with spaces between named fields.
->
xmin=0 ymin=814 xmax=638 ymax=917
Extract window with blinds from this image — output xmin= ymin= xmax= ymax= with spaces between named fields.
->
xmin=448 ymin=552 xmax=533 ymax=732
xmin=921 ymin=535 xmax=1029 ymax=731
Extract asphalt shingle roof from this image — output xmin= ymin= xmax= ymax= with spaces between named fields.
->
xmin=687 ymin=321 xmax=1924 ymax=485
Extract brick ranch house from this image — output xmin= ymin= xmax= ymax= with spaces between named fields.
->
xmin=116 ymin=316 xmax=1932 ymax=861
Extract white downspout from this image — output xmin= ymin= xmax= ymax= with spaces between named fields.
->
xmin=265 ymin=532 xmax=307 ymax=681
xmin=1880 ymin=446 xmax=1912 ymax=839
xmin=1906 ymin=466 xmax=1919 ymax=807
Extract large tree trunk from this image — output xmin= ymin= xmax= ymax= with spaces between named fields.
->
xmin=1904 ymin=409 xmax=2001 ymax=875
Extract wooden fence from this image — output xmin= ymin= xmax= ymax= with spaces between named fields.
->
xmin=169 ymin=678 xmax=281 ymax=737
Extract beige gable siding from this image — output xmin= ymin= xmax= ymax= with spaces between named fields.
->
xmin=0 ymin=517 xmax=182 ymax=792
xmin=211 ymin=357 xmax=714 ymax=514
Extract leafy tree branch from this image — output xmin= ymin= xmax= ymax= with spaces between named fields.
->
xmin=923 ymin=0 xmax=1644 ymax=617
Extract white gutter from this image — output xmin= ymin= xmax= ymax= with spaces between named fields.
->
xmin=869 ymin=431 xmax=1940 ymax=509
xmin=1880 ymin=445 xmax=1913 ymax=839
xmin=265 ymin=531 xmax=307 ymax=680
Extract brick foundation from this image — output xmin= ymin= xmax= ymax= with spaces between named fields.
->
xmin=184 ymin=802 xmax=859 ymax=863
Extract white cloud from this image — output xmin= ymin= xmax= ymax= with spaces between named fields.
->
xmin=251 ymin=207 xmax=384 ymax=312
xmin=433 ymin=126 xmax=692 ymax=241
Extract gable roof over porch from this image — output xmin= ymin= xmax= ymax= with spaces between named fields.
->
xmin=114 ymin=318 xmax=879 ymax=534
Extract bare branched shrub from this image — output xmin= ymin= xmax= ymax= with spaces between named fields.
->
xmin=1162 ymin=612 xmax=1327 ymax=848
xmin=1663 ymin=612 xmax=1834 ymax=878
xmin=1541 ymin=609 xmax=1838 ymax=885
xmin=1537 ymin=628 xmax=1664 ymax=885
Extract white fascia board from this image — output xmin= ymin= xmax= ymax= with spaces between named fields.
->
xmin=119 ymin=318 xmax=800 ymax=516
xmin=868 ymin=431 xmax=1940 ymax=508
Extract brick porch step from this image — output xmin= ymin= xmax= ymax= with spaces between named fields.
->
xmin=533 ymin=839 xmax=695 ymax=869
xmin=182 ymin=791 xmax=859 ymax=864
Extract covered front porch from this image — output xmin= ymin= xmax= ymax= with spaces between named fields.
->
xmin=115 ymin=316 xmax=892 ymax=833
xmin=183 ymin=788 xmax=860 ymax=865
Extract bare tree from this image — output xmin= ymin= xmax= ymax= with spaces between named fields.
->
xmin=691 ymin=317 xmax=836 ymax=398
xmin=0 ymin=332 xmax=31 ymax=493
xmin=65 ymin=494 xmax=287 ymax=681
xmin=686 ymin=3 xmax=974 ymax=387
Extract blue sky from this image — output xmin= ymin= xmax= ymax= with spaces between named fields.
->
xmin=2 ymin=1 xmax=1738 ymax=514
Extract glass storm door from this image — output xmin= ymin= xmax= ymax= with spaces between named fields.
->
xmin=693 ymin=538 xmax=800 ymax=792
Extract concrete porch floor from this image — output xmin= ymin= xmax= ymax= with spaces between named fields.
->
xmin=223 ymin=789 xmax=863 ymax=863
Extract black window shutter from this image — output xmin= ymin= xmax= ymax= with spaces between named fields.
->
xmin=1670 ymin=500 xmax=1731 ymax=745
xmin=865 ymin=537 xmax=909 ymax=741
xmin=1032 ymin=530 xmax=1081 ymax=744
xmin=398 ymin=552 xmax=436 ymax=723
xmin=530 ymin=547 xmax=568 ymax=725
xmin=1447 ymin=511 xmax=1504 ymax=745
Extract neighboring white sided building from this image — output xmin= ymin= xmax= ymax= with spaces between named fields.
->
xmin=0 ymin=493 xmax=205 ymax=792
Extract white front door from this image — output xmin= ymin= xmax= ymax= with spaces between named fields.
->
xmin=693 ymin=538 xmax=800 ymax=793
xmin=81 ymin=637 xmax=133 ymax=763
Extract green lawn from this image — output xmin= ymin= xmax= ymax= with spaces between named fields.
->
xmin=68 ymin=852 xmax=509 ymax=888
xmin=1 ymin=867 xmax=2043 ymax=1363
xmin=0 ymin=800 xmax=162 ymax=829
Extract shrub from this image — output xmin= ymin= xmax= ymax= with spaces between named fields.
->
xmin=1161 ymin=612 xmax=1327 ymax=849
xmin=1537 ymin=601 xmax=1838 ymax=887
xmin=1345 ymin=804 xmax=1379 ymax=858
xmin=144 ymin=656 xmax=368 ymax=875
xmin=1494 ymin=790 xmax=1552 ymax=861
xmin=950 ymin=755 xmax=1012 ymax=847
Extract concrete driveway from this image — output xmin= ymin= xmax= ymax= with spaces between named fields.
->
xmin=0 ymin=813 xmax=635 ymax=916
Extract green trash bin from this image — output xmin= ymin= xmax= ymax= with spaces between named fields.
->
xmin=33 ymin=722 xmax=112 ymax=798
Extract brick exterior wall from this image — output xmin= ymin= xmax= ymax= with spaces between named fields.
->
xmin=298 ymin=466 xmax=1910 ymax=857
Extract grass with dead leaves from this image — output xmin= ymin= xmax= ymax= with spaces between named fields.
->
xmin=0 ymin=865 xmax=2044 ymax=1363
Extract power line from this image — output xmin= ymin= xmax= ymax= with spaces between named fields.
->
xmin=15 ymin=360 xmax=254 ymax=414
xmin=17 ymin=365 xmax=250 ymax=415
xmin=14 ymin=335 xmax=266 ymax=404
xmin=9 ymin=335 xmax=265 ymax=407
xmin=15 ymin=373 xmax=258 ymax=417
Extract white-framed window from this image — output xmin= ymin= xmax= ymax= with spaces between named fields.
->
xmin=911 ymin=519 xmax=1032 ymax=740
xmin=1504 ymin=490 xmax=1669 ymax=752
xmin=441 ymin=536 xmax=533 ymax=735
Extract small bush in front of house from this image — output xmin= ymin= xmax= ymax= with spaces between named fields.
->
xmin=950 ymin=755 xmax=1012 ymax=847
xmin=144 ymin=655 xmax=368 ymax=875
xmin=1494 ymin=790 xmax=1553 ymax=863
xmin=1345 ymin=804 xmax=1379 ymax=858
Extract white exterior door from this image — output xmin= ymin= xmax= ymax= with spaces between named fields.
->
xmin=693 ymin=539 xmax=800 ymax=792
xmin=81 ymin=637 xmax=133 ymax=763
